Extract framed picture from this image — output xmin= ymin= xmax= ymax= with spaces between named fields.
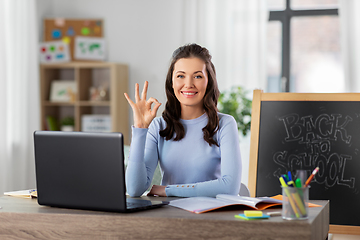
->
xmin=50 ymin=80 xmax=77 ymax=102
xmin=74 ymin=36 xmax=106 ymax=61
xmin=39 ymin=41 xmax=70 ymax=63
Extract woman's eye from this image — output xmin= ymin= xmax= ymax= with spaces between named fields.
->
xmin=195 ymin=75 xmax=203 ymax=79
xmin=177 ymin=75 xmax=184 ymax=78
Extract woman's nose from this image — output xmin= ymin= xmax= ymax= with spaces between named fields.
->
xmin=184 ymin=76 xmax=194 ymax=88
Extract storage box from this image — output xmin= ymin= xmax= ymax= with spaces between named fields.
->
xmin=81 ymin=115 xmax=111 ymax=132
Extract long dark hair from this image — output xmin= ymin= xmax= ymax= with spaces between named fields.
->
xmin=159 ymin=43 xmax=220 ymax=146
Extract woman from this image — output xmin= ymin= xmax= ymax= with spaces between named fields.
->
xmin=124 ymin=43 xmax=241 ymax=197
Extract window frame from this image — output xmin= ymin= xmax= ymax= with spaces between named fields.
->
xmin=269 ymin=0 xmax=339 ymax=92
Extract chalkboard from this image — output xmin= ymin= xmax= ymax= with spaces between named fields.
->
xmin=248 ymin=90 xmax=360 ymax=235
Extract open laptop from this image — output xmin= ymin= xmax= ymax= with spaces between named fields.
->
xmin=33 ymin=131 xmax=168 ymax=212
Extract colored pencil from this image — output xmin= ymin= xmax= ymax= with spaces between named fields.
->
xmin=304 ymin=167 xmax=319 ymax=187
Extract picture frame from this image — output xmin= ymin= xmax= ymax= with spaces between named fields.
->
xmin=74 ymin=36 xmax=106 ymax=61
xmin=49 ymin=80 xmax=77 ymax=102
xmin=39 ymin=41 xmax=70 ymax=63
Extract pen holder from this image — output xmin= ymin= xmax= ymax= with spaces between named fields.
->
xmin=281 ymin=186 xmax=309 ymax=220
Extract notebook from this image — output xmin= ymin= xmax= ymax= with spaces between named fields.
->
xmin=33 ymin=130 xmax=168 ymax=212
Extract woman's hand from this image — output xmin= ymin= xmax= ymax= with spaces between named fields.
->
xmin=124 ymin=81 xmax=161 ymax=128
xmin=147 ymin=185 xmax=167 ymax=197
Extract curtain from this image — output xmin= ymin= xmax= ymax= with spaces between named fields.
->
xmin=181 ymin=0 xmax=268 ymax=187
xmin=339 ymin=0 xmax=360 ymax=92
xmin=182 ymin=0 xmax=268 ymax=93
xmin=0 ymin=0 xmax=39 ymax=194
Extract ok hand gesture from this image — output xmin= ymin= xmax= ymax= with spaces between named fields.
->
xmin=124 ymin=81 xmax=162 ymax=129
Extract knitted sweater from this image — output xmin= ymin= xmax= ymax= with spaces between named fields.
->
xmin=125 ymin=112 xmax=242 ymax=197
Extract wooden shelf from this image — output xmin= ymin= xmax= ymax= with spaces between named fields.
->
xmin=42 ymin=101 xmax=111 ymax=107
xmin=78 ymin=101 xmax=110 ymax=106
xmin=43 ymin=101 xmax=76 ymax=106
xmin=39 ymin=62 xmax=129 ymax=144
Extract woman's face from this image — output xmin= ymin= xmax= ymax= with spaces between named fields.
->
xmin=172 ymin=57 xmax=208 ymax=112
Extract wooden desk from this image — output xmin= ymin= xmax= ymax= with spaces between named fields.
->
xmin=0 ymin=196 xmax=329 ymax=240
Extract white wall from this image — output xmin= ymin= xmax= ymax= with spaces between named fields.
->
xmin=36 ymin=0 xmax=250 ymax=188
xmin=36 ymin=0 xmax=53 ymax=39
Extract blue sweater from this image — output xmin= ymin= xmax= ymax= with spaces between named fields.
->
xmin=125 ymin=112 xmax=242 ymax=197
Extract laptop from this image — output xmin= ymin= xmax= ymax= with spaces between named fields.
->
xmin=33 ymin=130 xmax=168 ymax=212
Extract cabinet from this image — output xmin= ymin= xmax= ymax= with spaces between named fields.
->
xmin=39 ymin=62 xmax=129 ymax=144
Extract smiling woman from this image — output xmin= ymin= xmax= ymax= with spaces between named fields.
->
xmin=124 ymin=43 xmax=242 ymax=198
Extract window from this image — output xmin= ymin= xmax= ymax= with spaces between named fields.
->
xmin=266 ymin=0 xmax=343 ymax=92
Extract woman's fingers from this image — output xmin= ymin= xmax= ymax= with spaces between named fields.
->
xmin=147 ymin=97 xmax=161 ymax=116
xmin=123 ymin=92 xmax=135 ymax=107
xmin=147 ymin=97 xmax=159 ymax=104
xmin=134 ymin=83 xmax=141 ymax=102
xmin=147 ymin=185 xmax=166 ymax=197
xmin=134 ymin=81 xmax=149 ymax=103
xmin=141 ymin=81 xmax=148 ymax=101
xmin=124 ymin=83 xmax=161 ymax=128
xmin=152 ymin=102 xmax=162 ymax=117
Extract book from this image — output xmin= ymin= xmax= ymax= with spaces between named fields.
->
xmin=4 ymin=189 xmax=37 ymax=199
xmin=169 ymin=194 xmax=282 ymax=214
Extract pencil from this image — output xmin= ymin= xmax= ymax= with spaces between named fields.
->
xmin=304 ymin=167 xmax=319 ymax=187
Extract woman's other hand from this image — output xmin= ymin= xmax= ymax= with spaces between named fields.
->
xmin=124 ymin=81 xmax=161 ymax=128
xmin=147 ymin=185 xmax=167 ymax=197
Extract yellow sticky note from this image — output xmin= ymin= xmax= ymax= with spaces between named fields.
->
xmin=244 ymin=210 xmax=263 ymax=217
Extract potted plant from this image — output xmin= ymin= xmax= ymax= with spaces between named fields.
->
xmin=61 ymin=116 xmax=75 ymax=132
xmin=218 ymin=86 xmax=252 ymax=136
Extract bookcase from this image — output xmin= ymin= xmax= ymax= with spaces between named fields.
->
xmin=39 ymin=62 xmax=129 ymax=144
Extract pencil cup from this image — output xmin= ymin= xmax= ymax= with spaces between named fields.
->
xmin=281 ymin=186 xmax=309 ymax=220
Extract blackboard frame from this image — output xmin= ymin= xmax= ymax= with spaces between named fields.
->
xmin=248 ymin=89 xmax=360 ymax=235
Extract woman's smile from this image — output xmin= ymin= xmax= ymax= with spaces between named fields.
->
xmin=181 ymin=91 xmax=198 ymax=97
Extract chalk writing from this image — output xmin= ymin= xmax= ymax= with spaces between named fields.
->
xmin=273 ymin=113 xmax=355 ymax=188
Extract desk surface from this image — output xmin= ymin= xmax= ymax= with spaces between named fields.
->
xmin=0 ymin=196 xmax=329 ymax=240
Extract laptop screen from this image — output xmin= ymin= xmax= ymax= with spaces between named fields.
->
xmin=34 ymin=131 xmax=127 ymax=212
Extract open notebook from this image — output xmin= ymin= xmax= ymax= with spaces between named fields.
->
xmin=169 ymin=194 xmax=321 ymax=214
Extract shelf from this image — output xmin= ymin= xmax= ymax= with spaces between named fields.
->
xmin=78 ymin=101 xmax=110 ymax=106
xmin=42 ymin=101 xmax=111 ymax=107
xmin=41 ymin=61 xmax=119 ymax=68
xmin=39 ymin=62 xmax=129 ymax=144
xmin=43 ymin=101 xmax=75 ymax=106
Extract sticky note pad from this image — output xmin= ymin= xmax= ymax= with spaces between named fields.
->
xmin=244 ymin=210 xmax=263 ymax=217
xmin=235 ymin=214 xmax=270 ymax=220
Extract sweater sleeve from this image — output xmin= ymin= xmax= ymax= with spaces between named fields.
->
xmin=165 ymin=116 xmax=242 ymax=197
xmin=125 ymin=124 xmax=159 ymax=197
